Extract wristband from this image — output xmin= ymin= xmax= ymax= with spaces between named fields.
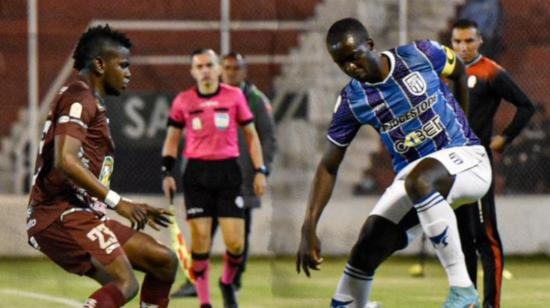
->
xmin=162 ymin=156 xmax=176 ymax=177
xmin=104 ymin=190 xmax=121 ymax=208
xmin=255 ymin=165 xmax=270 ymax=176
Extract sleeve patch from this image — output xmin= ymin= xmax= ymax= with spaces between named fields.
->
xmin=69 ymin=102 xmax=83 ymax=119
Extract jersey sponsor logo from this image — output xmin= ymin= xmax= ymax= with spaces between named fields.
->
xmin=86 ymin=223 xmax=120 ymax=254
xmin=187 ymin=207 xmax=204 ymax=215
xmin=381 ymin=95 xmax=436 ymax=132
xmin=200 ymin=100 xmax=219 ymax=108
xmin=403 ymin=72 xmax=427 ymax=96
xmin=69 ymin=102 xmax=83 ymax=118
xmin=98 ymin=156 xmax=114 ymax=187
xmin=393 ymin=115 xmax=444 ymax=153
xmin=467 ymin=75 xmax=477 ymax=88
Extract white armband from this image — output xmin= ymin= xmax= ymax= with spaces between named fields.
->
xmin=104 ymin=190 xmax=121 ymax=208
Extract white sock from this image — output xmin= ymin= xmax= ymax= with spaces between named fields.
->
xmin=414 ymin=191 xmax=471 ymax=287
xmin=332 ymin=263 xmax=373 ymax=308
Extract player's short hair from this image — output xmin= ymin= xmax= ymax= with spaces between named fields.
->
xmin=72 ymin=24 xmax=132 ymax=71
xmin=452 ymin=18 xmax=479 ymax=30
xmin=221 ymin=51 xmax=247 ymax=68
xmin=190 ymin=48 xmax=217 ymax=59
xmin=326 ymin=18 xmax=370 ymax=47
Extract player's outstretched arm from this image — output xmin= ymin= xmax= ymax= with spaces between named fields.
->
xmin=115 ymin=199 xmax=173 ymax=231
xmin=55 ymin=134 xmax=171 ymax=230
xmin=297 ymin=142 xmax=347 ymax=277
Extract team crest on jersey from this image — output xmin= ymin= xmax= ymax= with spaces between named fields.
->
xmin=403 ymin=72 xmax=427 ymax=96
xmin=468 ymin=75 xmax=477 ymax=88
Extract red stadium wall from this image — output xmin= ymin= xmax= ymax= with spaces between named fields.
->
xmin=499 ymin=0 xmax=550 ymax=116
xmin=0 ymin=0 xmax=320 ymax=137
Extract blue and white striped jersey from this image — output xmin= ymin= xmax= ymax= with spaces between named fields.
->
xmin=327 ymin=40 xmax=480 ymax=173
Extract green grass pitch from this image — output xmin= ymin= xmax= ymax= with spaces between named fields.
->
xmin=1 ymin=256 xmax=549 ymax=307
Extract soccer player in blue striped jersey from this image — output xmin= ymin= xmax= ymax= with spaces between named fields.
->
xmin=296 ymin=18 xmax=491 ymax=308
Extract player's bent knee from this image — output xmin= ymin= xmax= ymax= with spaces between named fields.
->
xmin=349 ymin=215 xmax=407 ymax=274
xmin=404 ymin=172 xmax=432 ymax=199
xmin=147 ymin=246 xmax=178 ymax=280
xmin=117 ymin=275 xmax=139 ymax=300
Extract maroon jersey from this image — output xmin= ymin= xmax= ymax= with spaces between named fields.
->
xmin=27 ymin=77 xmax=115 ymax=236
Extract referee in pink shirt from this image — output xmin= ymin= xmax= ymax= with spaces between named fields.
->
xmin=161 ymin=48 xmax=267 ymax=308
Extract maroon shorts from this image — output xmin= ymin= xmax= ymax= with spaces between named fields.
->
xmin=30 ymin=210 xmax=136 ymax=276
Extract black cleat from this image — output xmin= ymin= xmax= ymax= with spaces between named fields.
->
xmin=219 ymin=279 xmax=238 ymax=308
xmin=171 ymin=281 xmax=197 ymax=298
xmin=200 ymin=304 xmax=212 ymax=308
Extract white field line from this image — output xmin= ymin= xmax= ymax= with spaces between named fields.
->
xmin=0 ymin=288 xmax=81 ymax=307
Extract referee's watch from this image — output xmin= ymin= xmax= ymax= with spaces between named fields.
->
xmin=255 ymin=165 xmax=270 ymax=176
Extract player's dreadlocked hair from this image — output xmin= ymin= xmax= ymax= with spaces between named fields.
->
xmin=326 ymin=18 xmax=370 ymax=48
xmin=72 ymin=24 xmax=132 ymax=70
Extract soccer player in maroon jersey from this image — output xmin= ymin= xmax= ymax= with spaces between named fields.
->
xmin=26 ymin=25 xmax=177 ymax=308
xmin=452 ymin=18 xmax=535 ymax=308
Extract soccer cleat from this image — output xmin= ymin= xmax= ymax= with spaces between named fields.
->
xmin=330 ymin=298 xmax=354 ymax=307
xmin=443 ymin=286 xmax=480 ymax=308
xmin=171 ymin=281 xmax=197 ymax=298
xmin=219 ymin=279 xmax=238 ymax=308
xmin=200 ymin=304 xmax=212 ymax=308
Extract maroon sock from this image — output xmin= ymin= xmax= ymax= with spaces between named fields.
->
xmin=84 ymin=283 xmax=126 ymax=308
xmin=221 ymin=250 xmax=244 ymax=285
xmin=140 ymin=274 xmax=173 ymax=308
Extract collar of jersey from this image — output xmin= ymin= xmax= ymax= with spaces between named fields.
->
xmin=195 ymin=85 xmax=221 ymax=98
xmin=465 ymin=54 xmax=483 ymax=68
xmin=360 ymin=51 xmax=395 ymax=86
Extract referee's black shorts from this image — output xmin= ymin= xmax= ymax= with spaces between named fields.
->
xmin=182 ymin=158 xmax=244 ymax=220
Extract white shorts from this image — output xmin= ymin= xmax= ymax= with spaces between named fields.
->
xmin=370 ymin=145 xmax=492 ymax=225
